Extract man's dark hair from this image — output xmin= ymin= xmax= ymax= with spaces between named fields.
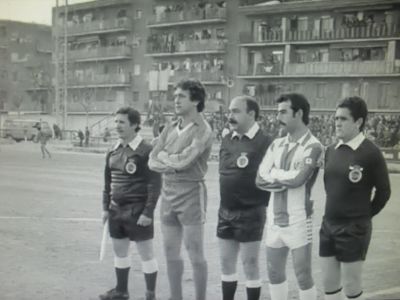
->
xmin=175 ymin=79 xmax=206 ymax=112
xmin=276 ymin=93 xmax=310 ymax=125
xmin=235 ymin=95 xmax=260 ymax=120
xmin=337 ymin=96 xmax=368 ymax=131
xmin=116 ymin=107 xmax=141 ymax=132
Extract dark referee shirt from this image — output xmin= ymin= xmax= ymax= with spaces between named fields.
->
xmin=324 ymin=133 xmax=391 ymax=221
xmin=103 ymin=135 xmax=161 ymax=218
xmin=219 ymin=123 xmax=271 ymax=210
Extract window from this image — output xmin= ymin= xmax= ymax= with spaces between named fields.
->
xmin=316 ymin=82 xmax=327 ymax=101
xmin=135 ymin=10 xmax=142 ymax=20
xmin=134 ymin=64 xmax=141 ymax=76
xmin=378 ymin=82 xmax=390 ymax=108
xmin=132 ymin=91 xmax=139 ymax=102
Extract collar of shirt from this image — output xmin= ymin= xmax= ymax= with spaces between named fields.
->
xmin=174 ymin=113 xmax=204 ymax=127
xmin=113 ymin=134 xmax=143 ymax=151
xmin=283 ymin=129 xmax=311 ymax=146
xmin=231 ymin=122 xmax=260 ymax=140
xmin=335 ymin=132 xmax=365 ymax=150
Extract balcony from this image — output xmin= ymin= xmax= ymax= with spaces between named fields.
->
xmin=146 ymin=39 xmax=226 ymax=56
xmin=169 ymin=70 xmax=225 ymax=85
xmin=68 ymin=73 xmax=131 ymax=88
xmin=148 ymin=7 xmax=226 ymax=28
xmin=68 ymin=46 xmax=131 ymax=62
xmin=66 ymin=18 xmax=131 ymax=36
xmin=284 ymin=61 xmax=400 ymax=76
xmin=287 ymin=23 xmax=399 ymax=42
xmin=239 ymin=30 xmax=283 ymax=44
xmin=239 ymin=63 xmax=283 ymax=77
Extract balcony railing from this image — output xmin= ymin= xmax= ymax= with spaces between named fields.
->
xmin=240 ymin=30 xmax=283 ymax=44
xmin=241 ymin=63 xmax=283 ymax=76
xmin=287 ymin=23 xmax=399 ymax=41
xmin=149 ymin=7 xmax=226 ymax=25
xmin=169 ymin=70 xmax=225 ymax=83
xmin=284 ymin=61 xmax=399 ymax=75
xmin=147 ymin=39 xmax=226 ymax=54
xmin=68 ymin=45 xmax=131 ymax=61
xmin=68 ymin=73 xmax=131 ymax=86
xmin=67 ymin=18 xmax=131 ymax=36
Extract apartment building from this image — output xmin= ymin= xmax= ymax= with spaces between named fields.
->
xmin=237 ymin=0 xmax=400 ymax=110
xmin=0 ymin=20 xmax=52 ymax=114
xmin=52 ymin=0 xmax=152 ymax=128
xmin=145 ymin=0 xmax=233 ymax=112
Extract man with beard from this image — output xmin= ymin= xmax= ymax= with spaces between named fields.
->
xmin=256 ymin=93 xmax=323 ymax=300
xmin=149 ymin=79 xmax=213 ymax=300
xmin=217 ymin=96 xmax=271 ymax=300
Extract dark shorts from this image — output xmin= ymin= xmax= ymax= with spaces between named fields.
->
xmin=217 ymin=206 xmax=266 ymax=243
xmin=319 ymin=218 xmax=372 ymax=262
xmin=108 ymin=202 xmax=153 ymax=241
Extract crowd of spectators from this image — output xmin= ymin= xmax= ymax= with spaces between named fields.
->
xmin=206 ymin=111 xmax=400 ymax=148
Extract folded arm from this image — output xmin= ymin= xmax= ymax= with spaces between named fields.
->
xmin=158 ymin=126 xmax=213 ymax=171
xmin=271 ymin=144 xmax=323 ymax=188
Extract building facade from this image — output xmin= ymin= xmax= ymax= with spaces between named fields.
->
xmin=237 ymin=0 xmax=400 ymax=111
xmin=0 ymin=20 xmax=52 ymax=114
xmin=51 ymin=0 xmax=400 ymax=131
xmin=52 ymin=0 xmax=152 ymax=129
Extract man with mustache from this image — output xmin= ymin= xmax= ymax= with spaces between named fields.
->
xmin=217 ymin=96 xmax=271 ymax=300
xmin=101 ymin=107 xmax=161 ymax=300
xmin=256 ymin=93 xmax=323 ymax=300
xmin=149 ymin=79 xmax=213 ymax=300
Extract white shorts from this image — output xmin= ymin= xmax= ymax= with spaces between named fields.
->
xmin=266 ymin=218 xmax=313 ymax=249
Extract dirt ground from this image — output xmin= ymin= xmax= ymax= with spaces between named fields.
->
xmin=0 ymin=142 xmax=399 ymax=300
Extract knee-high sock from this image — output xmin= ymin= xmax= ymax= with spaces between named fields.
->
xmin=142 ymin=259 xmax=158 ymax=292
xmin=299 ymin=285 xmax=317 ymax=300
xmin=325 ymin=287 xmax=344 ymax=300
xmin=114 ymin=256 xmax=131 ymax=293
xmin=269 ymin=281 xmax=288 ymax=300
xmin=246 ymin=280 xmax=262 ymax=300
xmin=193 ymin=260 xmax=208 ymax=300
xmin=221 ymin=273 xmax=238 ymax=300
xmin=166 ymin=259 xmax=184 ymax=300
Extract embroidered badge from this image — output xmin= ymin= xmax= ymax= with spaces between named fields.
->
xmin=125 ymin=159 xmax=137 ymax=174
xmin=305 ymin=157 xmax=313 ymax=165
xmin=349 ymin=165 xmax=363 ymax=183
xmin=236 ymin=152 xmax=249 ymax=168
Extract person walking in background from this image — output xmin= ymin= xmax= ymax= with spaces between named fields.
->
xmin=217 ymin=96 xmax=271 ymax=300
xmin=320 ymin=97 xmax=391 ymax=300
xmin=85 ymin=126 xmax=90 ymax=147
xmin=256 ymin=93 xmax=323 ymax=300
xmin=149 ymin=79 xmax=213 ymax=300
xmin=100 ymin=107 xmax=161 ymax=300
xmin=34 ymin=125 xmax=52 ymax=159
xmin=78 ymin=130 xmax=84 ymax=147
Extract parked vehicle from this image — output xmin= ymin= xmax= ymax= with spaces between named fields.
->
xmin=2 ymin=119 xmax=52 ymax=142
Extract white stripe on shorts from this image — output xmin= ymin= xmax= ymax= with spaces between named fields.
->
xmin=198 ymin=181 xmax=206 ymax=223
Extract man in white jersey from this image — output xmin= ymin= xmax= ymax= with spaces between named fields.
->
xmin=256 ymin=93 xmax=323 ymax=300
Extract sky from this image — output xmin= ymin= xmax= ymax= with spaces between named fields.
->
xmin=0 ymin=0 xmax=89 ymax=25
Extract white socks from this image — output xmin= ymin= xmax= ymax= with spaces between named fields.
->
xmin=269 ymin=281 xmax=288 ymax=300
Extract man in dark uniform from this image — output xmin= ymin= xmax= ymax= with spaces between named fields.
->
xmin=320 ymin=97 xmax=391 ymax=300
xmin=218 ymin=96 xmax=270 ymax=300
xmin=100 ymin=107 xmax=161 ymax=300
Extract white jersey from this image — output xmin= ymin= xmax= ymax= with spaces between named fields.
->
xmin=258 ymin=130 xmax=323 ymax=226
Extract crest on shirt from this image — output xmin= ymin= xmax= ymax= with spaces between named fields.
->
xmin=125 ymin=158 xmax=137 ymax=174
xmin=236 ymin=152 xmax=249 ymax=168
xmin=349 ymin=165 xmax=363 ymax=183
